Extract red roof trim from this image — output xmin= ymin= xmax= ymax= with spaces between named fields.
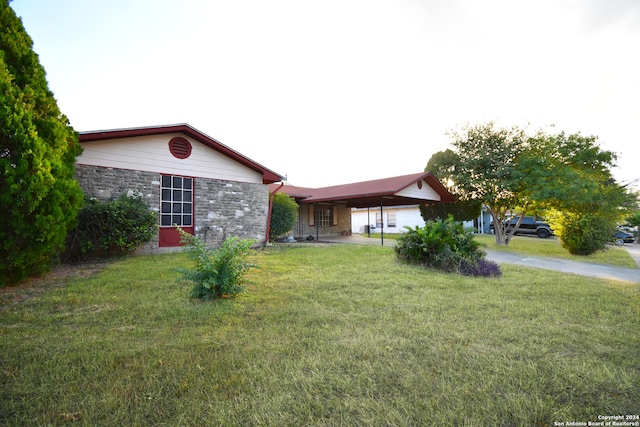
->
xmin=79 ymin=124 xmax=284 ymax=184
xmin=269 ymin=172 xmax=455 ymax=208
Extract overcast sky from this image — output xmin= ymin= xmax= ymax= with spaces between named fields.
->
xmin=10 ymin=0 xmax=640 ymax=188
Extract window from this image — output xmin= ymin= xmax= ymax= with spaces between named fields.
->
xmin=160 ymin=175 xmax=193 ymax=227
xmin=317 ymin=209 xmax=331 ymax=226
xmin=376 ymin=213 xmax=383 ymax=228
xmin=388 ymin=211 xmax=397 ymax=227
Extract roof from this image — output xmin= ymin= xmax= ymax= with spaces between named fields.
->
xmin=270 ymin=172 xmax=455 ymax=208
xmin=78 ymin=123 xmax=284 ymax=184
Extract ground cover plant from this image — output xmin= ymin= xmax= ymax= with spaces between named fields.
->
xmin=1 ymin=244 xmax=638 ymax=426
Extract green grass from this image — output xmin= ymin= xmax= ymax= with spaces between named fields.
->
xmin=1 ymin=245 xmax=639 ymax=426
xmin=474 ymin=234 xmax=638 ymax=268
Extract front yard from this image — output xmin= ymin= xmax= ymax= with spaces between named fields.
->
xmin=1 ymin=244 xmax=638 ymax=426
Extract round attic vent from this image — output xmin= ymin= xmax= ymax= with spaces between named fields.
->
xmin=417 ymin=180 xmax=423 ymax=189
xmin=169 ymin=137 xmax=192 ymax=159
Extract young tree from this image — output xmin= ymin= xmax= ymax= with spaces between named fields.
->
xmin=420 ymin=149 xmax=482 ymax=222
xmin=0 ymin=2 xmax=84 ymax=284
xmin=446 ymin=122 xmax=529 ymax=245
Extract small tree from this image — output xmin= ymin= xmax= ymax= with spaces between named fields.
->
xmin=269 ymin=192 xmax=298 ymax=241
xmin=0 ymin=3 xmax=83 ymax=284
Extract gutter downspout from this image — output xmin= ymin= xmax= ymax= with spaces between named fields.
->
xmin=265 ymin=183 xmax=284 ymax=246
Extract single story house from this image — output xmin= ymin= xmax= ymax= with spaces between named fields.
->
xmin=351 ymin=204 xmax=494 ymax=234
xmin=269 ymin=172 xmax=455 ymax=240
xmin=75 ymin=124 xmax=284 ymax=253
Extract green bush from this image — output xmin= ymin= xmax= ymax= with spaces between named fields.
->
xmin=0 ymin=4 xmax=84 ymax=285
xmin=64 ymin=194 xmax=157 ymax=260
xmin=394 ymin=217 xmax=500 ymax=276
xmin=554 ymin=213 xmax=615 ymax=256
xmin=178 ymin=229 xmax=256 ymax=300
xmin=269 ymin=192 xmax=298 ymax=241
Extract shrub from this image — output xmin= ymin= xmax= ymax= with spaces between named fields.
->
xmin=553 ymin=213 xmax=616 ymax=256
xmin=177 ymin=229 xmax=256 ymax=300
xmin=64 ymin=193 xmax=157 ymax=260
xmin=269 ymin=192 xmax=298 ymax=241
xmin=394 ymin=216 xmax=500 ymax=277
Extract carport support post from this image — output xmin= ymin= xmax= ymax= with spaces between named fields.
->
xmin=380 ymin=201 xmax=384 ymax=246
xmin=367 ymin=207 xmax=371 ymax=237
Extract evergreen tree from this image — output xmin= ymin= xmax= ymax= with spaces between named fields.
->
xmin=0 ymin=1 xmax=84 ymax=284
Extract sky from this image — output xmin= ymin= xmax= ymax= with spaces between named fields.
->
xmin=10 ymin=0 xmax=640 ymax=189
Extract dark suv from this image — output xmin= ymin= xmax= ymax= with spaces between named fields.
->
xmin=504 ymin=216 xmax=553 ymax=238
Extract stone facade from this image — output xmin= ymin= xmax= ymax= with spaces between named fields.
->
xmin=74 ymin=164 xmax=270 ymax=253
xmin=292 ymin=203 xmax=352 ymax=240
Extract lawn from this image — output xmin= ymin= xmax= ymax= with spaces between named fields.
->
xmin=1 ymin=244 xmax=639 ymax=426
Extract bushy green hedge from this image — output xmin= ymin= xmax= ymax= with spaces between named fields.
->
xmin=552 ymin=213 xmax=616 ymax=256
xmin=64 ymin=194 xmax=157 ymax=260
xmin=178 ymin=229 xmax=256 ymax=300
xmin=394 ymin=217 xmax=501 ymax=277
xmin=269 ymin=192 xmax=298 ymax=241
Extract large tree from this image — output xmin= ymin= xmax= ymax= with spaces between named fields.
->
xmin=445 ymin=122 xmax=529 ymax=245
xmin=518 ymin=131 xmax=634 ymax=254
xmin=420 ymin=149 xmax=482 ymax=223
xmin=0 ymin=1 xmax=84 ymax=284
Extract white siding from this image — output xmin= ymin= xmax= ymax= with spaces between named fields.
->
xmin=395 ymin=180 xmax=441 ymax=201
xmin=351 ymin=206 xmax=426 ymax=234
xmin=76 ymin=134 xmax=263 ymax=183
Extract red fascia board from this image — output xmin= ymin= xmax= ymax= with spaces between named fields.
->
xmin=79 ymin=124 xmax=283 ymax=184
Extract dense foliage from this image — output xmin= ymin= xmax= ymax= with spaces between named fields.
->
xmin=520 ymin=132 xmax=633 ymax=255
xmin=178 ymin=228 xmax=256 ymax=299
xmin=548 ymin=212 xmax=616 ymax=256
xmin=421 ymin=148 xmax=482 ymax=222
xmin=269 ymin=192 xmax=299 ymax=241
xmin=0 ymin=2 xmax=84 ymax=285
xmin=64 ymin=194 xmax=157 ymax=260
xmin=437 ymin=122 xmax=635 ymax=253
xmin=394 ymin=217 xmax=501 ymax=277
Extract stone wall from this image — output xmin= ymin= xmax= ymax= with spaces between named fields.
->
xmin=74 ymin=164 xmax=270 ymax=253
xmin=293 ymin=203 xmax=352 ymax=240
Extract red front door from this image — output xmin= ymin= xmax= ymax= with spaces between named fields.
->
xmin=159 ymin=175 xmax=194 ymax=247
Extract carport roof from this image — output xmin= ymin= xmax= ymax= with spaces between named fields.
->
xmin=269 ymin=172 xmax=454 ymax=208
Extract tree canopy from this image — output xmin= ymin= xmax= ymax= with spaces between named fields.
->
xmin=439 ymin=122 xmax=634 ymax=252
xmin=0 ymin=1 xmax=84 ymax=284
xmin=420 ymin=149 xmax=482 ymax=223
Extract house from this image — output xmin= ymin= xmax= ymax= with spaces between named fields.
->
xmin=351 ymin=204 xmax=494 ymax=234
xmin=269 ymin=172 xmax=455 ymax=240
xmin=75 ymin=124 xmax=283 ymax=253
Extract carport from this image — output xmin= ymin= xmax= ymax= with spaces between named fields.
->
xmin=270 ymin=172 xmax=455 ymax=245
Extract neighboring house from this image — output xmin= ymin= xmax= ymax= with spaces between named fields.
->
xmin=76 ymin=124 xmax=283 ymax=253
xmin=269 ymin=172 xmax=455 ymax=240
xmin=352 ymin=204 xmax=494 ymax=234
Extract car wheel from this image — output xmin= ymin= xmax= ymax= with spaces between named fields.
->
xmin=536 ymin=229 xmax=550 ymax=238
xmin=615 ymin=238 xmax=624 ymax=246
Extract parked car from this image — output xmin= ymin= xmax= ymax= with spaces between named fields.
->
xmin=612 ymin=230 xmax=635 ymax=245
xmin=490 ymin=216 xmax=554 ymax=238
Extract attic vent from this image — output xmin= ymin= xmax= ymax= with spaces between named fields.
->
xmin=169 ymin=137 xmax=192 ymax=159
